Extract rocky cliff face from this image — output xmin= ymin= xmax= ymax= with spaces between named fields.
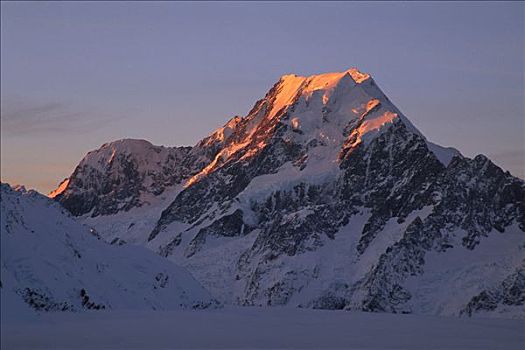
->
xmin=461 ymin=263 xmax=524 ymax=318
xmin=51 ymin=139 xmax=195 ymax=217
xmin=52 ymin=68 xmax=525 ymax=318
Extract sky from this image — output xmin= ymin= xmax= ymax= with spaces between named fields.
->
xmin=1 ymin=1 xmax=524 ymax=194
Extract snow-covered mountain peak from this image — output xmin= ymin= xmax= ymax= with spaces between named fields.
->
xmin=345 ymin=67 xmax=371 ymax=83
xmin=182 ymin=69 xmax=389 ymax=187
xmin=50 ymin=68 xmax=524 ymax=318
xmin=279 ymin=67 xmax=370 ymax=87
xmin=274 ymin=67 xmax=370 ymax=112
xmin=52 ymin=68 xmax=460 ymax=219
xmin=50 ymin=139 xmax=196 ymax=217
xmin=82 ymin=138 xmax=165 ymax=171
xmin=103 ymin=138 xmax=154 ymax=149
xmin=183 ymin=67 xmax=446 ymax=189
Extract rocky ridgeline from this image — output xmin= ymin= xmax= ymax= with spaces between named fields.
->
xmin=52 ymin=68 xmax=525 ymax=317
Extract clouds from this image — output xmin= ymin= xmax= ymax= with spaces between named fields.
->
xmin=1 ymin=99 xmax=122 ymax=136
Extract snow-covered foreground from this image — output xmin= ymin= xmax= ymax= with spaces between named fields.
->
xmin=2 ymin=307 xmax=523 ymax=350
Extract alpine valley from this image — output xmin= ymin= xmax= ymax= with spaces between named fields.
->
xmin=42 ymin=68 xmax=525 ymax=318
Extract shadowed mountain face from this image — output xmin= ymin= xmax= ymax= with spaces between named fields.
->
xmin=50 ymin=139 xmax=195 ymax=217
xmin=52 ymin=68 xmax=525 ymax=318
xmin=1 ymin=184 xmax=218 ymax=314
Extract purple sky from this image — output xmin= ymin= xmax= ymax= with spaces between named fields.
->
xmin=1 ymin=1 xmax=523 ymax=193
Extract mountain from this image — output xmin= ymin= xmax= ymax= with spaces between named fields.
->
xmin=49 ymin=139 xmax=196 ymax=216
xmin=49 ymin=138 xmax=208 ymax=245
xmin=1 ymin=183 xmax=217 ymax=316
xmin=52 ymin=68 xmax=525 ymax=318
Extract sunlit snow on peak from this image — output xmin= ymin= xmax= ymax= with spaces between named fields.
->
xmin=48 ymin=178 xmax=69 ymax=198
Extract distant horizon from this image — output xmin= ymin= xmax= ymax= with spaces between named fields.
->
xmin=1 ymin=1 xmax=523 ymax=193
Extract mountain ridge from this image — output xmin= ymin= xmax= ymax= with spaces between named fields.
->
xmin=50 ymin=67 xmax=525 ymax=318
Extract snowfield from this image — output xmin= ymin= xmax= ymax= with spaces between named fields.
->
xmin=1 ymin=307 xmax=523 ymax=350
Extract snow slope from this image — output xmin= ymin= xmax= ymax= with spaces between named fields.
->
xmin=2 ymin=307 xmax=523 ymax=350
xmin=0 ymin=183 xmax=217 ymax=315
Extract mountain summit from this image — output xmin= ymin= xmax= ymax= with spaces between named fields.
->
xmin=52 ymin=68 xmax=524 ymax=317
xmin=183 ymin=67 xmax=458 ymax=189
